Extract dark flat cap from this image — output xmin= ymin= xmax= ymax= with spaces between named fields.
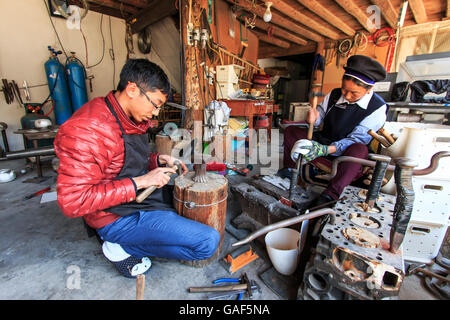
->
xmin=343 ymin=55 xmax=387 ymax=85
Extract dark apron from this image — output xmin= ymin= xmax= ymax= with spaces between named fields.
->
xmin=103 ymin=96 xmax=175 ymax=216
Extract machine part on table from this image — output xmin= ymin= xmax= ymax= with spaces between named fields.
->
xmin=364 ymin=154 xmax=391 ymax=210
xmin=136 ymin=163 xmax=180 ymax=203
xmin=389 ymin=158 xmax=417 ymax=253
xmin=298 ymin=186 xmax=405 ymax=300
xmin=261 ymin=175 xmax=291 ymax=191
xmin=288 ymin=156 xmax=302 ymax=201
xmin=232 ymin=208 xmax=336 ymax=247
xmin=220 ymin=244 xmax=259 ymax=274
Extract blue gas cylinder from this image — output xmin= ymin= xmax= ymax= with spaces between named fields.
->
xmin=44 ymin=47 xmax=73 ymax=125
xmin=66 ymin=54 xmax=88 ymax=112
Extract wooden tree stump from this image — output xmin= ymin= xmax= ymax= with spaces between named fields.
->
xmin=174 ymin=172 xmax=228 ymax=267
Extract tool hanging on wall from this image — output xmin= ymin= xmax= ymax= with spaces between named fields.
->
xmin=137 ymin=27 xmax=152 ymax=54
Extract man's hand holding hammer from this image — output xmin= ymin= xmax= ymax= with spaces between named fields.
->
xmin=132 ymin=155 xmax=188 ymax=190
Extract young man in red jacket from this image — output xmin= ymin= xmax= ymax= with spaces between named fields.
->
xmin=54 ymin=59 xmax=220 ymax=278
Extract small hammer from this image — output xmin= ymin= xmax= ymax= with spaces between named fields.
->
xmin=136 ymin=160 xmax=182 ymax=203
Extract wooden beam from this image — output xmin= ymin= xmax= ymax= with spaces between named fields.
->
xmin=408 ymin=0 xmax=428 ymax=24
xmin=258 ymin=43 xmax=317 ymax=59
xmin=119 ymin=0 xmax=152 ymax=9
xmin=70 ymin=0 xmax=129 ymax=19
xmin=251 ymin=29 xmax=291 ymax=48
xmin=128 ymin=0 xmax=177 ymax=33
xmin=370 ymin=0 xmax=398 ymax=29
xmin=296 ymin=0 xmax=355 ymax=36
xmin=88 ymin=0 xmax=139 ymax=15
xmin=224 ymin=0 xmax=324 ymax=42
xmin=448 ymin=0 xmax=450 ymax=18
xmin=334 ymin=0 xmax=376 ymax=32
xmin=253 ymin=18 xmax=308 ymax=46
xmin=267 ymin=0 xmax=341 ymax=40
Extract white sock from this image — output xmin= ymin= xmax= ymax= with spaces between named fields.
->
xmin=102 ymin=241 xmax=131 ymax=262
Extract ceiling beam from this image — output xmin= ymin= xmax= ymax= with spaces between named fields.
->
xmin=408 ymin=0 xmax=428 ymax=24
xmin=88 ymin=0 xmax=139 ymax=15
xmin=251 ymin=29 xmax=291 ymax=48
xmin=258 ymin=42 xmax=317 ymax=59
xmin=266 ymin=0 xmax=341 ymax=40
xmin=70 ymin=0 xmax=129 ymax=19
xmin=333 ymin=0 xmax=376 ymax=33
xmin=370 ymin=0 xmax=398 ymax=29
xmin=128 ymin=0 xmax=177 ymax=34
xmin=253 ymin=18 xmax=308 ymax=46
xmin=119 ymin=0 xmax=152 ymax=9
xmin=296 ymin=0 xmax=355 ymax=36
xmin=225 ymin=0 xmax=324 ymax=42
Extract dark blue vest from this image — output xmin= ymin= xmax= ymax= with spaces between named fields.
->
xmin=314 ymin=88 xmax=386 ymax=146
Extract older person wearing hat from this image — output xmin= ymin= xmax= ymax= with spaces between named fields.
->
xmin=281 ymin=55 xmax=387 ymax=207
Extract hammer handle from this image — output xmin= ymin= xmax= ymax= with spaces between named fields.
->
xmin=136 ymin=165 xmax=178 ymax=203
xmin=307 ymin=95 xmax=318 ymax=140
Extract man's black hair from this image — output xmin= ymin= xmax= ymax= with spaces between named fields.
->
xmin=342 ymin=75 xmax=373 ymax=90
xmin=117 ymin=59 xmax=171 ymax=96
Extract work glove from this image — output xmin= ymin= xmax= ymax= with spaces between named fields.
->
xmin=291 ymin=139 xmax=329 ymax=162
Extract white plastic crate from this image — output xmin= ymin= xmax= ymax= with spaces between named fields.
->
xmin=216 ymin=82 xmax=239 ymax=99
xmin=410 ymin=177 xmax=450 ymax=225
xmin=381 ymin=123 xmax=450 ymax=188
xmin=402 ymin=218 xmax=449 ymax=264
xmin=216 ymin=64 xmax=244 ymax=84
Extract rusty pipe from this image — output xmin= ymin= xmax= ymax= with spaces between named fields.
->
xmin=231 ymin=208 xmax=336 ymax=247
xmin=317 ymin=151 xmax=449 ymax=181
xmin=413 ymin=151 xmax=450 ymax=176
xmin=389 ymin=158 xmax=417 ymax=253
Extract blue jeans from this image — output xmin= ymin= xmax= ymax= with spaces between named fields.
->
xmin=97 ymin=210 xmax=220 ymax=260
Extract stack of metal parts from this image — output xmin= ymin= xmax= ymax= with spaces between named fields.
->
xmin=298 ymin=185 xmax=404 ymax=300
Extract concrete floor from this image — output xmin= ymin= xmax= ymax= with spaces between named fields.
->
xmin=0 ymin=153 xmax=442 ymax=300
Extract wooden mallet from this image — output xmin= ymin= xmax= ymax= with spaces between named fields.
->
xmin=307 ymin=91 xmax=324 ymax=140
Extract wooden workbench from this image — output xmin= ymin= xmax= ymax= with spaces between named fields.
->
xmin=220 ymin=99 xmax=278 ymax=145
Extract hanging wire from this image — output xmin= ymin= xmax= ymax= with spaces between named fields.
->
xmin=88 ymin=14 xmax=106 ymax=68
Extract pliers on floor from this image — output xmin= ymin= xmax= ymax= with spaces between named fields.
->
xmin=212 ymin=278 xmax=244 ymax=300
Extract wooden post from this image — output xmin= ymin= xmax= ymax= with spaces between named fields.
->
xmin=136 ymin=274 xmax=145 ymax=300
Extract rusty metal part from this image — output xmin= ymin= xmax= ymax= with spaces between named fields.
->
xmin=413 ymin=151 xmax=450 ymax=176
xmin=342 ymin=227 xmax=381 ymax=248
xmin=299 ymin=185 xmax=405 ymax=300
xmin=232 ymin=207 xmax=336 ymax=247
xmin=389 ymin=158 xmax=417 ymax=253
xmin=407 ymin=264 xmax=450 ymax=283
xmin=0 ymin=122 xmax=9 ymax=153
xmin=365 ymin=154 xmax=391 ymax=209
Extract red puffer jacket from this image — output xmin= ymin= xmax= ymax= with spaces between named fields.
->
xmin=54 ymin=91 xmax=159 ymax=229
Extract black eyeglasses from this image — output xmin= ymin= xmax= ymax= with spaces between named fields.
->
xmin=134 ymin=83 xmax=162 ymax=111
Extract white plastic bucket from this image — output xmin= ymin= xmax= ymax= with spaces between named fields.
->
xmin=265 ymin=228 xmax=300 ymax=276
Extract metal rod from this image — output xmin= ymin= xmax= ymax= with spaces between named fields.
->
xmin=365 ymin=155 xmax=391 ymax=208
xmin=232 ymin=208 xmax=336 ymax=247
xmin=413 ymin=151 xmax=450 ymax=176
xmin=390 ymin=158 xmax=416 ymax=253
xmin=0 ymin=146 xmax=55 ymax=161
